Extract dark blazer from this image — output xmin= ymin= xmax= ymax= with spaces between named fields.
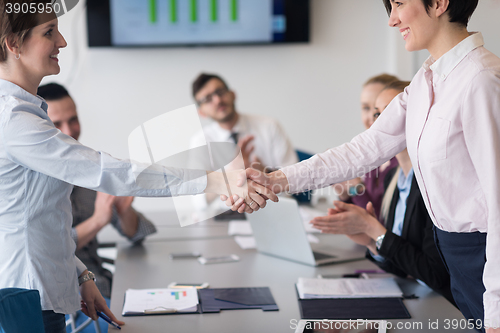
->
xmin=367 ymin=167 xmax=456 ymax=306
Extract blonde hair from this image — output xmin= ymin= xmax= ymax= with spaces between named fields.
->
xmin=380 ymin=167 xmax=400 ymax=223
xmin=382 ymin=80 xmax=411 ymax=94
xmin=363 ymin=74 xmax=399 ymax=87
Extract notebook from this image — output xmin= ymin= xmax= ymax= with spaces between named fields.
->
xmin=296 ymin=277 xmax=403 ymax=299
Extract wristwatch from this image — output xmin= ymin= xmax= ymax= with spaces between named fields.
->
xmin=375 ymin=234 xmax=385 ymax=251
xmin=78 ymin=271 xmax=96 ymax=286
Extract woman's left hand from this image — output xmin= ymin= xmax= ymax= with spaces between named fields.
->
xmin=79 ymin=277 xmax=125 ymax=326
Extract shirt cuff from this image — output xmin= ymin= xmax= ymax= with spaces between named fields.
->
xmin=75 ymin=257 xmax=87 ymax=276
xmin=166 ymin=170 xmax=207 ymax=196
xmin=368 ymin=250 xmax=386 ymax=263
xmin=280 ymin=162 xmax=312 ymax=194
xmin=484 ymin=300 xmax=500 ymax=328
xmin=128 ymin=211 xmax=157 ymax=244
xmin=70 ymin=227 xmax=79 ymax=246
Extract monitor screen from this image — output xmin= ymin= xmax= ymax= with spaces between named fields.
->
xmin=87 ymin=0 xmax=310 ymax=47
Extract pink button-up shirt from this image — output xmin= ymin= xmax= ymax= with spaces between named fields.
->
xmin=281 ymin=32 xmax=500 ymax=326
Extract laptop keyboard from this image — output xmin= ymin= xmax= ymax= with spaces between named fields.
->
xmin=313 ymin=251 xmax=336 ymax=260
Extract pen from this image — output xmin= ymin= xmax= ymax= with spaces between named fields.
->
xmin=96 ymin=310 xmax=121 ymax=330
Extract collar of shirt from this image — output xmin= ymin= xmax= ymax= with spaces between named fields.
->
xmin=0 ymin=79 xmax=48 ymax=112
xmin=217 ymin=113 xmax=249 ymax=142
xmin=422 ymin=32 xmax=484 ymax=82
xmin=397 ymin=167 xmax=414 ymax=193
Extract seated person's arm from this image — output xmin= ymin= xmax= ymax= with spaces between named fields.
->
xmin=110 ymin=196 xmax=157 ymax=243
xmin=311 ymin=201 xmax=451 ymax=293
xmin=74 ymin=192 xmax=115 ymax=250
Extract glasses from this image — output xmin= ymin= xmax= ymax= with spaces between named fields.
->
xmin=197 ymin=88 xmax=229 ymax=106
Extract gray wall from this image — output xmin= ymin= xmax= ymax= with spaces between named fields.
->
xmin=43 ymin=0 xmax=500 ymax=211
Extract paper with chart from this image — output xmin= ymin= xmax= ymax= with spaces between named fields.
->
xmin=122 ymin=288 xmax=199 ymax=315
xmin=297 ymin=277 xmax=403 ymax=299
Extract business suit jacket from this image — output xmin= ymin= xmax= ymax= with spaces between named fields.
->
xmin=367 ymin=168 xmax=456 ymax=306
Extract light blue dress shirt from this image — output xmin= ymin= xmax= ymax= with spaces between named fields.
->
xmin=392 ymin=168 xmax=414 ymax=237
xmin=371 ymin=168 xmax=414 ymax=262
xmin=0 ymin=80 xmax=206 ymax=314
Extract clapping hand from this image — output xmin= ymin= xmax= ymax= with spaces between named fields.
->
xmin=310 ymin=201 xmax=378 ymax=236
xmin=113 ymin=196 xmax=134 ymax=216
xmin=92 ymin=192 xmax=116 ymax=228
xmin=310 ymin=201 xmax=386 ymax=252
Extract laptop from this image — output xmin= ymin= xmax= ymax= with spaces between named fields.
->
xmin=246 ymin=197 xmax=366 ymax=266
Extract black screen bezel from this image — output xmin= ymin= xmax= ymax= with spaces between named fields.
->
xmin=86 ymin=0 xmax=310 ymax=47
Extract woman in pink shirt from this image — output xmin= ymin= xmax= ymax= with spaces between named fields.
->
xmin=229 ymin=1 xmax=500 ymax=331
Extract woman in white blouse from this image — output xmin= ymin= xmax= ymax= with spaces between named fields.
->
xmin=229 ymin=1 xmax=500 ymax=332
xmin=0 ymin=4 xmax=276 ymax=332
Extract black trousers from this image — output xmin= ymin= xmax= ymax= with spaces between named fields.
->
xmin=42 ymin=310 xmax=66 ymax=333
xmin=434 ymin=226 xmax=486 ymax=333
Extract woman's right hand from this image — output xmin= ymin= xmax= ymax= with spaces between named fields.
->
xmin=222 ymin=168 xmax=289 ymax=213
xmin=227 ymin=179 xmax=279 ymax=213
xmin=79 ymin=273 xmax=125 ymax=326
xmin=206 ymin=169 xmax=278 ymax=213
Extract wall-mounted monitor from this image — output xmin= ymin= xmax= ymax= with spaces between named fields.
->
xmin=87 ymin=0 xmax=310 ymax=47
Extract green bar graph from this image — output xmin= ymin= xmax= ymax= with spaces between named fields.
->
xmin=230 ymin=0 xmax=238 ymax=22
xmin=170 ymin=0 xmax=177 ymax=23
xmin=190 ymin=0 xmax=197 ymax=22
xmin=149 ymin=0 xmax=157 ymax=23
xmin=210 ymin=0 xmax=217 ymax=22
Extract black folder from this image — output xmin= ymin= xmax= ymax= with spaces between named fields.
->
xmin=298 ymin=297 xmax=411 ymax=320
xmin=199 ymin=287 xmax=279 ymax=312
xmin=122 ymin=287 xmax=278 ymax=316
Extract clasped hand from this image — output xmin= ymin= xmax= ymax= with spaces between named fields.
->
xmin=216 ymin=168 xmax=290 ymax=213
xmin=206 ymin=168 xmax=279 ymax=214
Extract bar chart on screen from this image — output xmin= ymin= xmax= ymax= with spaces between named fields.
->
xmin=147 ymin=0 xmax=239 ymax=24
xmin=110 ymin=0 xmax=273 ymax=45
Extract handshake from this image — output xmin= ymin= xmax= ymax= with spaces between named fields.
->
xmin=205 ymin=168 xmax=290 ymax=214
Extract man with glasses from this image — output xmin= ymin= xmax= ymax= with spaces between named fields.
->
xmin=191 ymin=73 xmax=297 ymax=171
xmin=190 ymin=73 xmax=297 ymax=208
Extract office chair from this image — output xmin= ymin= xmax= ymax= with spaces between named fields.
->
xmin=0 ymin=288 xmax=45 ymax=333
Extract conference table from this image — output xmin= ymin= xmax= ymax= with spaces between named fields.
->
xmin=98 ymin=210 xmax=231 ymax=243
xmin=109 ymin=223 xmax=474 ymax=333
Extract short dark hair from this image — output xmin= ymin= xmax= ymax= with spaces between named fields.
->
xmin=37 ymin=83 xmax=70 ymax=101
xmin=192 ymin=73 xmax=229 ymax=98
xmin=382 ymin=0 xmax=479 ymax=27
